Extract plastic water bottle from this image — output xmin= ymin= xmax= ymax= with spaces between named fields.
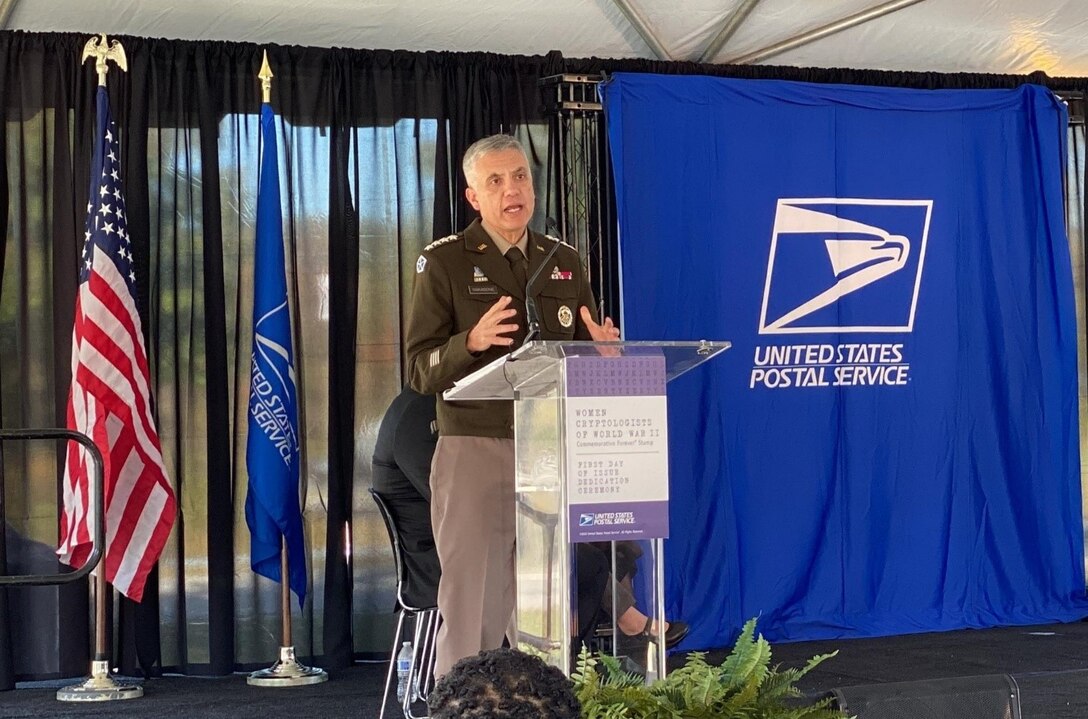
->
xmin=396 ymin=640 xmax=413 ymax=702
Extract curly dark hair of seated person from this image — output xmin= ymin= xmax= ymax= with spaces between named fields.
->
xmin=428 ymin=647 xmax=582 ymax=719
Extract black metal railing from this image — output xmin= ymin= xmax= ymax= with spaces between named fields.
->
xmin=0 ymin=429 xmax=103 ymax=586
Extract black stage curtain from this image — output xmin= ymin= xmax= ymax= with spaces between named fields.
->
xmin=0 ymin=30 xmax=559 ymax=682
xmin=0 ymin=29 xmax=1084 ymax=684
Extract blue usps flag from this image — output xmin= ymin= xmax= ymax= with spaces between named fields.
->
xmin=603 ymin=74 xmax=1087 ymax=648
xmin=245 ymin=102 xmax=307 ymax=606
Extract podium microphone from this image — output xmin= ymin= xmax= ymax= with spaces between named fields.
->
xmin=522 ymin=218 xmax=564 ymax=345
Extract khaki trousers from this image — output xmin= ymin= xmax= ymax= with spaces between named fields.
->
xmin=429 ymin=435 xmax=515 ymax=677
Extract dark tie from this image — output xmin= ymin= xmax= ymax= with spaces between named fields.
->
xmin=506 ymin=246 xmax=529 ymax=289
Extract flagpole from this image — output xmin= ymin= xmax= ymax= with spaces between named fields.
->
xmin=281 ymin=542 xmax=292 ymax=646
xmin=58 ymin=33 xmax=142 ymax=704
xmin=248 ymin=540 xmax=326 ymax=687
xmin=247 ymin=50 xmax=326 ymax=688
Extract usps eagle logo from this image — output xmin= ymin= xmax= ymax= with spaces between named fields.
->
xmin=758 ymin=198 xmax=932 ymax=334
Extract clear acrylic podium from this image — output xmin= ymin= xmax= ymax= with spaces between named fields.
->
xmin=444 ymin=340 xmax=730 ymax=681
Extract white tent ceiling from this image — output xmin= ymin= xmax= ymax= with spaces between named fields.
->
xmin=4 ymin=0 xmax=1088 ymax=78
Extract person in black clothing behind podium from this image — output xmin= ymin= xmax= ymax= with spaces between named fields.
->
xmin=372 ymin=385 xmax=442 ymax=608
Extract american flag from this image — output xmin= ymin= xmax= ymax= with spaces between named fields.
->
xmin=57 ymin=87 xmax=176 ymax=602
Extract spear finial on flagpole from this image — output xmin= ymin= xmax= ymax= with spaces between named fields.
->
xmin=81 ymin=34 xmax=128 ymax=86
xmin=259 ymin=49 xmax=274 ymax=104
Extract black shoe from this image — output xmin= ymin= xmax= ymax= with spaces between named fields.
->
xmin=663 ymin=620 xmax=689 ymax=649
xmin=633 ymin=618 xmax=690 ymax=649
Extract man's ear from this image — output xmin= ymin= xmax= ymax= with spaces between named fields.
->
xmin=465 ymin=186 xmax=480 ymax=211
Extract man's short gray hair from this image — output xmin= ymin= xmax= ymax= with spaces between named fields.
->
xmin=462 ymin=134 xmax=527 ymax=188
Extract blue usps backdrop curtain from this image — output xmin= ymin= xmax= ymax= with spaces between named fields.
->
xmin=602 ymin=73 xmax=1088 ymax=649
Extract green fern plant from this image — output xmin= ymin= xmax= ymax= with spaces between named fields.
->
xmin=571 ymin=618 xmax=853 ymax=719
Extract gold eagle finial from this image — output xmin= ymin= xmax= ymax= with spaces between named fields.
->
xmin=81 ymin=34 xmax=128 ymax=86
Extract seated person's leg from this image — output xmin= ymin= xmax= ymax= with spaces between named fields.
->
xmin=387 ymin=488 xmax=441 ymax=607
xmin=373 ymin=464 xmax=441 ymax=607
xmin=575 ymin=543 xmax=610 ymax=644
xmin=612 ymin=540 xmax=643 ymax=581
xmin=604 ymin=573 xmax=638 ymax=631
xmin=595 ymin=542 xmax=690 ymax=649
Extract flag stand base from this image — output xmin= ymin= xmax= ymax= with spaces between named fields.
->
xmin=247 ymin=645 xmax=328 ymax=687
xmin=56 ymin=660 xmax=144 ymax=702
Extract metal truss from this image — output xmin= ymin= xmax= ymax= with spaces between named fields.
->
xmin=540 ymin=73 xmax=620 ymax=320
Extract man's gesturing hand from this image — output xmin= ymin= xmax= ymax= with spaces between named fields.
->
xmin=580 ymin=306 xmax=620 ymax=342
xmin=466 ymin=296 xmax=519 ymax=353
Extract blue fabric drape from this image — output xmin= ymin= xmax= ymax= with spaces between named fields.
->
xmin=603 ymin=73 xmax=1088 ymax=649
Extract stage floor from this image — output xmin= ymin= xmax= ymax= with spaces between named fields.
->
xmin=5 ymin=621 xmax=1088 ymax=717
xmin=720 ymin=620 xmax=1088 ymax=719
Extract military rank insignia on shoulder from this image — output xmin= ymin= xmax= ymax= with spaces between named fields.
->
xmin=417 ymin=234 xmax=459 ymax=272
xmin=423 ymin=234 xmax=460 ymax=252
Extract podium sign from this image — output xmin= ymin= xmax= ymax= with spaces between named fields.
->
xmin=565 ymin=354 xmax=669 ymax=542
xmin=444 ymin=340 xmax=729 ymax=680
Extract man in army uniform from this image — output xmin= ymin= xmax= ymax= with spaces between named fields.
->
xmin=405 ymin=134 xmax=619 ymax=676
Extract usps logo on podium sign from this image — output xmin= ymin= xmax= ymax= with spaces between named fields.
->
xmin=564 ymin=353 xmax=669 ymax=542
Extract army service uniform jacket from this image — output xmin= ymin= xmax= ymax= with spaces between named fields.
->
xmin=405 ymin=218 xmax=597 ymax=439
